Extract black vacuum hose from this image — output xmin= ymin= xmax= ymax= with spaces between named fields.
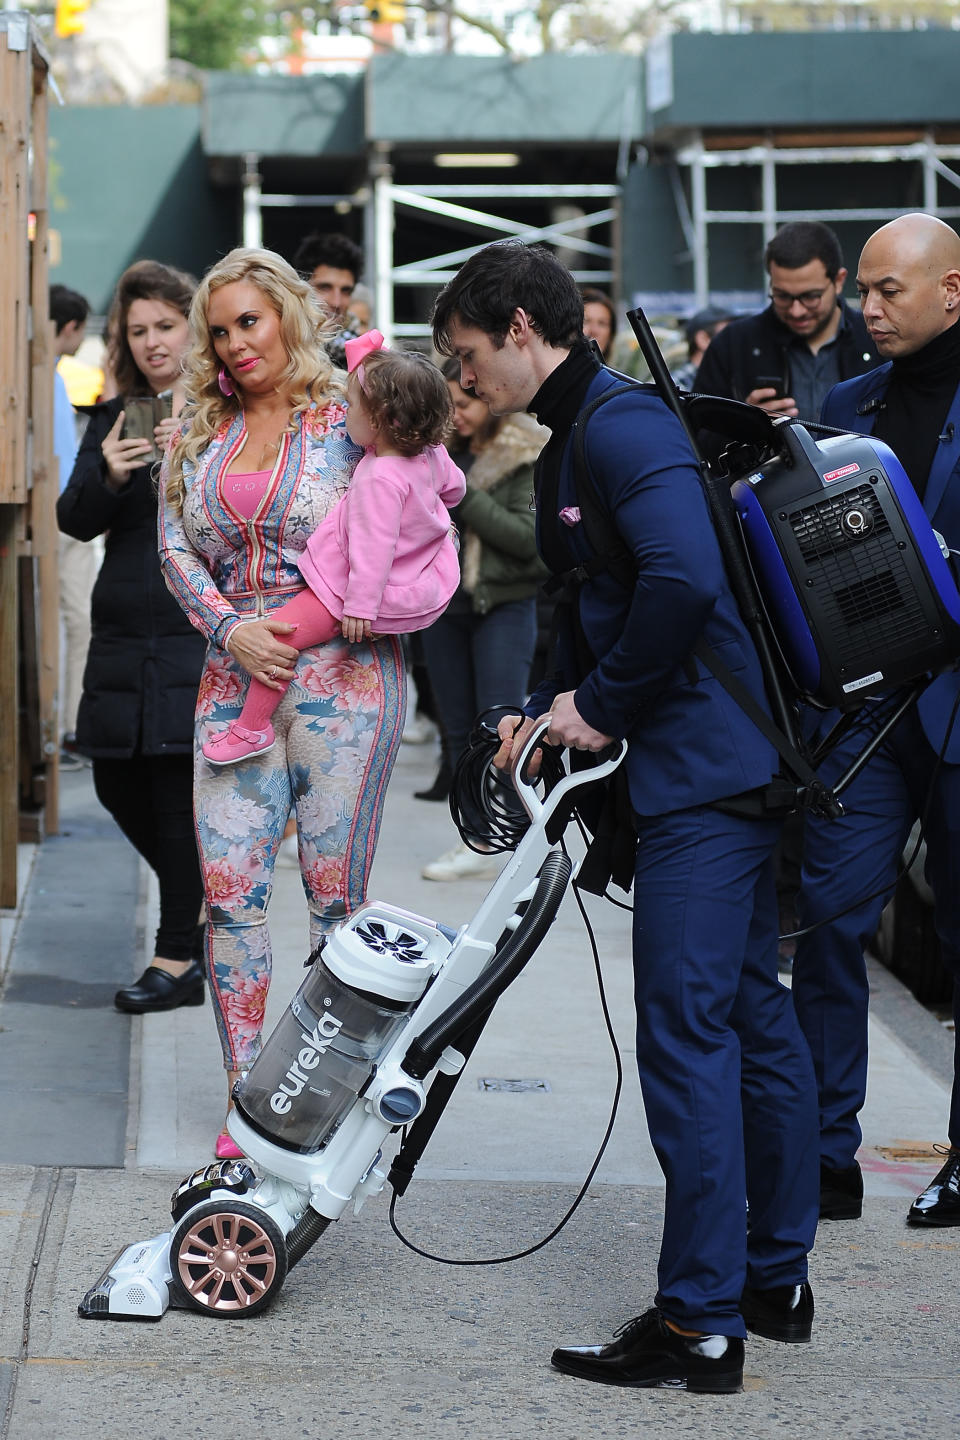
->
xmin=285 ymin=1207 xmax=331 ymax=1268
xmin=401 ymin=850 xmax=572 ymax=1082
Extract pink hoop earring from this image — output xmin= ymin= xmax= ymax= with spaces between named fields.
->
xmin=218 ymin=368 xmax=234 ymax=397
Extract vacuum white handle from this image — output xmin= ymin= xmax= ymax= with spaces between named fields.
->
xmin=510 ymin=719 xmax=627 ymax=825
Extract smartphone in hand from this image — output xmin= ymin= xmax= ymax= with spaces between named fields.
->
xmin=121 ymin=397 xmax=161 ymax=463
xmin=754 ymin=374 xmax=787 ymax=400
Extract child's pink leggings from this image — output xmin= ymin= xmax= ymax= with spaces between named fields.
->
xmin=239 ymin=587 xmax=338 ymax=730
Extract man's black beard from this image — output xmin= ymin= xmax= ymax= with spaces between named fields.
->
xmin=785 ymin=292 xmax=840 ymax=346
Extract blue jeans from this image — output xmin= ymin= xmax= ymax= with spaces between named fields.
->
xmin=421 ymin=595 xmax=538 ymax=768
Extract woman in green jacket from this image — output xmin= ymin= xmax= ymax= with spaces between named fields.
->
xmin=419 ymin=361 xmax=548 ymax=881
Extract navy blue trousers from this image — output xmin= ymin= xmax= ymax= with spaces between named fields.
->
xmin=632 ymin=806 xmax=819 ymax=1336
xmin=792 ymin=707 xmax=960 ymax=1167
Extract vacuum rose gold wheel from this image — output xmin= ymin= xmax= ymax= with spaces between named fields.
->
xmin=169 ymin=1201 xmax=288 ymax=1318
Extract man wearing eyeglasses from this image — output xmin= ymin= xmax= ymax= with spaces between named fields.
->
xmin=695 ymin=220 xmax=880 ymax=422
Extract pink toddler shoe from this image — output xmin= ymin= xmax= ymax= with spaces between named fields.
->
xmin=215 ymin=1131 xmax=244 ymax=1160
xmin=202 ymin=721 xmax=275 ymax=766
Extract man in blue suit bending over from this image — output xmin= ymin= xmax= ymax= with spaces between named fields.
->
xmin=432 ymin=241 xmax=819 ymax=1393
xmin=793 ymin=213 xmax=960 ymax=1229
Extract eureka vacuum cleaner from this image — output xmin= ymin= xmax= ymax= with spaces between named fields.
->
xmin=79 ymin=722 xmax=625 ymax=1322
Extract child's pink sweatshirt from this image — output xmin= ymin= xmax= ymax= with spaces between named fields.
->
xmin=297 ymin=444 xmax=467 ymax=632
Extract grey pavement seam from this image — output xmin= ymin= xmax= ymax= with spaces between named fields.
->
xmin=0 ymin=847 xmax=39 ymax=990
xmin=1 ymin=1167 xmax=62 ymax=1440
xmin=122 ymin=857 xmax=151 ymax=1171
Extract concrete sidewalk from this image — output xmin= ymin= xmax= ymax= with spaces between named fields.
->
xmin=1 ymin=748 xmax=957 ymax=1439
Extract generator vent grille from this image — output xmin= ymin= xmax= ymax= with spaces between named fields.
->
xmin=789 ymin=482 xmax=930 ymax=666
xmin=790 ymin=482 xmax=889 ymax=563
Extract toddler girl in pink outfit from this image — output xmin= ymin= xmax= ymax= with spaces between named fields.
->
xmin=203 ymin=333 xmax=466 ymax=765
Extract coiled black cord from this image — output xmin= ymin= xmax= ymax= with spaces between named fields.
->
xmin=448 ymin=705 xmax=565 ymax=855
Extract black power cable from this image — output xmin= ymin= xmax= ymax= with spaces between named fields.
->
xmin=387 ymin=848 xmax=623 ymax=1267
xmin=387 ymin=718 xmax=624 ymax=1267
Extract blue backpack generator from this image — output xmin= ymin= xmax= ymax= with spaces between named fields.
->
xmin=730 ymin=420 xmax=960 ymax=712
xmin=616 ymin=303 xmax=960 ymax=814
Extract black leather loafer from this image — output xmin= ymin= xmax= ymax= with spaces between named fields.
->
xmin=820 ymin=1160 xmax=863 ymax=1219
xmin=115 ymin=961 xmax=205 ymax=1014
xmin=907 ymin=1148 xmax=960 ymax=1227
xmin=740 ymin=1281 xmax=814 ymax=1343
xmin=551 ymin=1307 xmax=743 ymax=1393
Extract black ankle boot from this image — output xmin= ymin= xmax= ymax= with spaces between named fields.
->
xmin=414 ymin=761 xmax=452 ymax=802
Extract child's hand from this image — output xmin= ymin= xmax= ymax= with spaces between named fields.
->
xmin=154 ymin=415 xmax=181 ymax=453
xmin=341 ymin=615 xmax=373 ymax=643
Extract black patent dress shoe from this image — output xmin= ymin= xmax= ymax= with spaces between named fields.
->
xmin=550 ymin=1308 xmax=743 ymax=1393
xmin=740 ymin=1281 xmax=814 ymax=1343
xmin=114 ymin=961 xmax=205 ymax=1014
xmin=907 ymin=1147 xmax=960 ymax=1226
xmin=820 ymin=1159 xmax=863 ymax=1219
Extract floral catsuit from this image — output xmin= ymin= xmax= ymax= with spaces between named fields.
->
xmin=158 ymin=401 xmax=405 ymax=1070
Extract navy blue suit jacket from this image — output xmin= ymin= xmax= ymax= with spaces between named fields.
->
xmin=528 ymin=369 xmax=777 ymax=817
xmin=822 ymin=364 xmax=960 ymax=761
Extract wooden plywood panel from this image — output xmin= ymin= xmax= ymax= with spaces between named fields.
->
xmin=29 ymin=67 xmax=58 ymax=834
xmin=0 ymin=31 xmax=30 ymax=505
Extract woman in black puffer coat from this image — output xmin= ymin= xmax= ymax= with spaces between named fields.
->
xmin=57 ymin=261 xmax=207 ymax=1015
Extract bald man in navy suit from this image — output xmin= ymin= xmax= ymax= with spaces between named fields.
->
xmin=792 ymin=213 xmax=960 ymax=1232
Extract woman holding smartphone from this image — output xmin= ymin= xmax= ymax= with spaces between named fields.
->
xmin=57 ymin=259 xmax=208 ymax=1015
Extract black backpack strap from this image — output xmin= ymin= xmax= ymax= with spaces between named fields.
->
xmin=567 ymin=382 xmax=839 ymax=824
xmin=570 ymin=384 xmax=644 ymax=591
xmin=692 ymin=639 xmax=838 ymax=818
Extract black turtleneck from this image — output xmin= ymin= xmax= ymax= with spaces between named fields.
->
xmin=873 ymin=318 xmax=960 ymax=500
xmin=529 ymin=337 xmax=602 ymax=435
xmin=529 ymin=340 xmax=603 ymax=575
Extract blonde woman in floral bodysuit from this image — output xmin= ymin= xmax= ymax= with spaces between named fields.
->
xmin=159 ymin=248 xmax=405 ymax=1158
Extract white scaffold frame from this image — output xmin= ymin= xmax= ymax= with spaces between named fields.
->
xmin=668 ymin=131 xmax=960 ymax=306
xmin=240 ymin=148 xmax=620 ymax=345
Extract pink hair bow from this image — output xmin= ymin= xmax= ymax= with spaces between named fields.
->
xmin=344 ymin=329 xmax=385 ymax=392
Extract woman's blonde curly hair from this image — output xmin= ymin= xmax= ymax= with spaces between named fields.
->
xmin=166 ymin=247 xmax=342 ymax=511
